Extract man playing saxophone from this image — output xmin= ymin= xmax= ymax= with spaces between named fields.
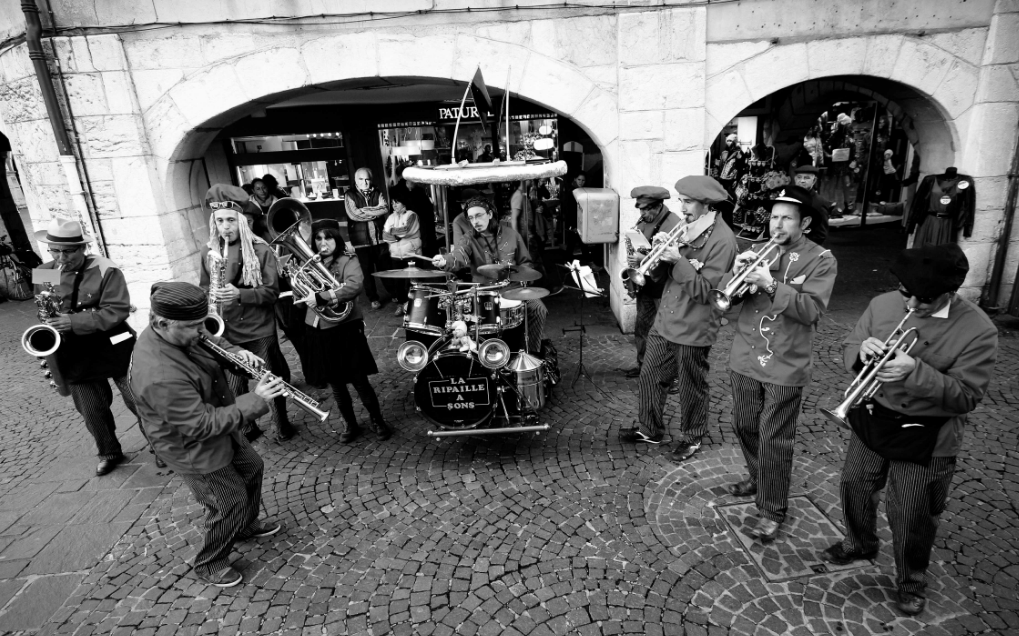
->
xmin=723 ymin=185 xmax=837 ymax=542
xmin=819 ymin=244 xmax=996 ymax=617
xmin=32 ymin=219 xmax=156 ymax=476
xmin=200 ymin=200 xmax=296 ymax=442
xmin=621 ymin=176 xmax=737 ymax=461
xmin=622 ymin=186 xmax=681 ymax=379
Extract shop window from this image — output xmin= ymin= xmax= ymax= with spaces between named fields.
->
xmin=231 ymin=133 xmax=348 ymax=200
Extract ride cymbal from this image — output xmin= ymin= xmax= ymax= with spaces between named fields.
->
xmin=501 ymin=286 xmax=550 ymax=301
xmin=373 ymin=267 xmax=448 ymax=279
xmin=507 ymin=267 xmax=542 ymax=282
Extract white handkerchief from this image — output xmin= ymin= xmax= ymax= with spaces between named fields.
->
xmin=110 ymin=332 xmax=133 ymax=345
xmin=790 ymin=275 xmax=806 ymax=285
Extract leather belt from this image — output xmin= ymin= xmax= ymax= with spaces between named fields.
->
xmin=935 ymin=212 xmax=953 ymax=218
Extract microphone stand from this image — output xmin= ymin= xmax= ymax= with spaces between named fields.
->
xmin=558 ymin=264 xmax=607 ymax=394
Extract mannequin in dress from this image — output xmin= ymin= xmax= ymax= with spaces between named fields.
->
xmin=906 ymin=167 xmax=975 ymax=246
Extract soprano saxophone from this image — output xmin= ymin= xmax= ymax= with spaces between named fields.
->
xmin=197 ymin=334 xmax=329 ymax=422
xmin=203 ymin=242 xmax=226 ymax=337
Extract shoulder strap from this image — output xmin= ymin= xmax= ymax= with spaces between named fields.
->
xmin=69 ymin=256 xmax=92 ymax=310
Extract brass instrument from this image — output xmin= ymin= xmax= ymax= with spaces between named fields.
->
xmin=621 ymin=223 xmax=686 ymax=296
xmin=197 ymin=334 xmax=329 ymax=422
xmin=203 ymin=242 xmax=226 ymax=337
xmin=708 ymin=239 xmax=781 ymax=311
xmin=267 ymin=198 xmax=352 ymax=323
xmin=821 ymin=310 xmax=919 ymax=430
xmin=22 ymin=281 xmax=63 ymax=358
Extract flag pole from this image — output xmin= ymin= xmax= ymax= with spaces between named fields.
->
xmin=504 ymin=66 xmax=511 ymax=159
xmin=450 ymin=69 xmax=477 ymax=165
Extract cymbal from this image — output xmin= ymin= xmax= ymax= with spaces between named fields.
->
xmin=477 ymin=263 xmax=511 ymax=277
xmin=501 ymin=286 xmax=549 ymax=301
xmin=373 ymin=266 xmax=448 ymax=280
xmin=508 ymin=267 xmax=542 ymax=282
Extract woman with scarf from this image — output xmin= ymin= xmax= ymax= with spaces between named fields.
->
xmin=383 ymin=188 xmax=423 ymax=316
xmin=249 ymin=178 xmax=278 ymax=215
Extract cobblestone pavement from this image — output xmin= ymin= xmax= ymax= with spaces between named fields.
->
xmin=1 ymin=237 xmax=1018 ymax=635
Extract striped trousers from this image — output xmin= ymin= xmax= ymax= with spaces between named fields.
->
xmin=730 ymin=371 xmax=804 ymax=523
xmin=637 ymin=328 xmax=711 ymax=442
xmin=178 ymin=438 xmax=264 ymax=578
xmin=69 ymin=375 xmax=139 ymax=460
xmin=838 ymin=433 xmax=955 ymax=596
xmin=526 ymin=299 xmax=547 ymax=353
xmin=228 ymin=334 xmax=291 ymax=436
xmin=633 ymin=293 xmax=659 ymax=368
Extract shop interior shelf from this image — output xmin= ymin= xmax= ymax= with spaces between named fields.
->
xmin=830 ymin=213 xmax=903 ymax=228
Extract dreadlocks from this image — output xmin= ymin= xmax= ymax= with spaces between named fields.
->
xmin=206 ymin=208 xmax=266 ymax=288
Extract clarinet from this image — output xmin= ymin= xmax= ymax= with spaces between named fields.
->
xmin=196 ymin=334 xmax=329 ymax=422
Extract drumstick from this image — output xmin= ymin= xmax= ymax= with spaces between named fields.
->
xmin=409 ymin=254 xmax=434 ymax=263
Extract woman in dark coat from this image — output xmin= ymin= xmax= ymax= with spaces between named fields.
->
xmin=300 ymin=219 xmax=393 ymax=442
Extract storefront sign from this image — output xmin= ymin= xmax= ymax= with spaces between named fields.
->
xmin=438 ymin=106 xmax=495 ymax=121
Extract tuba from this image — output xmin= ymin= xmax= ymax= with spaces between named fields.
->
xmin=267 ymin=198 xmax=352 ymax=323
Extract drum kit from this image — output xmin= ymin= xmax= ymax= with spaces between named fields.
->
xmin=374 ymin=261 xmax=554 ymax=438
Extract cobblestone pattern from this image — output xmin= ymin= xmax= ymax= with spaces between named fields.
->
xmin=1 ymin=295 xmax=1017 ymax=636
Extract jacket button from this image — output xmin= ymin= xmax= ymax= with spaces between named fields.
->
xmin=751 ymin=345 xmax=755 ymax=349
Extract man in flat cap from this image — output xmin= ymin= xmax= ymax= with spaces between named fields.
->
xmin=131 ymin=282 xmax=286 ymax=587
xmin=723 ymin=185 xmax=838 ymax=541
xmin=623 ymin=186 xmax=682 ymax=378
xmin=820 ymin=244 xmax=996 ymax=617
xmin=33 ymin=218 xmax=159 ymax=476
xmin=622 ymin=176 xmax=738 ymax=463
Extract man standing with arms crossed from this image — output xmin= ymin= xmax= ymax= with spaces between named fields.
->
xmin=345 ymin=167 xmax=391 ymax=310
xmin=724 ymin=185 xmax=837 ymax=541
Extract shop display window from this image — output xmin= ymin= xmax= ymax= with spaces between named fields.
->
xmin=231 ymin=133 xmax=349 ymax=200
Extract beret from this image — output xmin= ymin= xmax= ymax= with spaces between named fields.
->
xmin=205 ymin=184 xmax=250 ymax=204
xmin=630 ymin=185 xmax=671 ymax=202
xmin=312 ymin=218 xmax=341 ymax=232
xmin=890 ymin=243 xmax=969 ymax=299
xmin=773 ymin=185 xmax=822 ymax=222
xmin=150 ymin=282 xmax=208 ymax=321
xmin=795 ymin=165 xmax=819 ymax=174
xmin=673 ymin=176 xmax=729 ymax=204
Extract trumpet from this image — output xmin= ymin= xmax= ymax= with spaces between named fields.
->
xmin=204 ymin=242 xmax=226 ymax=337
xmin=708 ymin=239 xmax=781 ymax=311
xmin=197 ymin=334 xmax=329 ymax=422
xmin=821 ymin=310 xmax=919 ymax=430
xmin=621 ymin=223 xmax=686 ymax=296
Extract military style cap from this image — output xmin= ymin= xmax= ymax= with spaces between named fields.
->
xmin=773 ymin=185 xmax=822 ymax=222
xmin=630 ymin=186 xmax=671 ymax=205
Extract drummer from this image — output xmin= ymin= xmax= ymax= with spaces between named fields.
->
xmin=431 ymin=197 xmax=547 ymax=352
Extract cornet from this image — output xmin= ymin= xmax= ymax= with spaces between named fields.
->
xmin=708 ymin=239 xmax=781 ymax=311
xmin=821 ymin=310 xmax=919 ymax=430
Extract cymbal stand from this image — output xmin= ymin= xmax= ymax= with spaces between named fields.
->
xmin=558 ymin=264 xmax=607 ymax=393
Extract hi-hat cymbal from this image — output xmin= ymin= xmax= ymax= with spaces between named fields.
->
xmin=373 ymin=266 xmax=448 ymax=279
xmin=501 ymin=286 xmax=549 ymax=301
xmin=508 ymin=267 xmax=542 ymax=282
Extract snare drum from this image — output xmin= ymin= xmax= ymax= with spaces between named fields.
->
xmin=472 ymin=291 xmax=501 ymax=335
xmin=414 ymin=351 xmax=496 ymax=429
xmin=498 ymin=298 xmax=525 ymax=330
xmin=405 ymin=284 xmax=447 ymax=335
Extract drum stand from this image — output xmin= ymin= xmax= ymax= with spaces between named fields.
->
xmin=558 ymin=265 xmax=608 ymax=394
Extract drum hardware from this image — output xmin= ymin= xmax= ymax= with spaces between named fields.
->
xmin=708 ymin=238 xmax=781 ymax=311
xmin=426 ymin=423 xmax=551 ymax=437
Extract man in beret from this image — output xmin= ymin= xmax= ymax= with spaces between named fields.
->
xmin=820 ymin=244 xmax=996 ymax=617
xmin=623 ymin=186 xmax=681 ymax=378
xmin=621 ymin=176 xmax=738 ymax=463
xmin=723 ymin=185 xmax=838 ymax=541
xmin=130 ymin=282 xmax=287 ymax=587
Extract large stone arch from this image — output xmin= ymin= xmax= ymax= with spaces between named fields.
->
xmin=704 ymin=34 xmax=981 ymax=175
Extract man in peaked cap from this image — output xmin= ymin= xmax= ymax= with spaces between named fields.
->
xmin=131 ymin=282 xmax=286 ymax=588
xmin=621 ymin=176 xmax=738 ymax=466
xmin=722 ymin=184 xmax=838 ymax=542
xmin=820 ymin=244 xmax=996 ymax=617
xmin=622 ymin=185 xmax=681 ymax=379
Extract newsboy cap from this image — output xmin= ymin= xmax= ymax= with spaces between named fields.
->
xmin=673 ymin=176 xmax=729 ymax=204
xmin=150 ymin=282 xmax=208 ymax=321
xmin=630 ymin=185 xmax=671 ymax=206
xmin=890 ymin=243 xmax=969 ymax=299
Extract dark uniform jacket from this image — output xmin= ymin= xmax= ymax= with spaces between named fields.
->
xmin=199 ymin=240 xmax=279 ymax=344
xmin=843 ymin=292 xmax=997 ymax=457
xmin=130 ymin=328 xmax=268 ymax=475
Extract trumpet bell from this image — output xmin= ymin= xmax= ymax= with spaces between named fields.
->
xmin=708 ymin=289 xmax=732 ymax=312
xmin=22 ymin=324 xmax=61 ymax=357
xmin=203 ymin=314 xmax=225 ymax=337
xmin=621 ymin=268 xmax=644 ymax=288
xmin=820 ymin=406 xmax=851 ymax=431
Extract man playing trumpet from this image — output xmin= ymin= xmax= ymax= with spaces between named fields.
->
xmin=723 ymin=186 xmax=837 ymax=541
xmin=621 ymin=176 xmax=737 ymax=462
xmin=819 ymin=244 xmax=996 ymax=617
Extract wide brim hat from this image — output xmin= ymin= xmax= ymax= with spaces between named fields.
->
xmin=35 ymin=218 xmax=93 ymax=245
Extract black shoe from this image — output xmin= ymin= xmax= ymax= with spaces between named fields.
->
xmin=624 ymin=367 xmax=641 ymax=379
xmin=339 ymin=424 xmax=361 ymax=443
xmin=619 ymin=428 xmax=663 ymax=444
xmin=154 ymin=456 xmax=166 ymax=469
xmin=728 ymin=478 xmax=757 ymax=497
xmin=668 ymin=381 xmax=681 ymax=395
xmin=276 ymin=424 xmax=297 ymax=442
xmin=819 ymin=543 xmax=877 ymax=566
xmin=96 ymin=455 xmax=124 ymax=476
xmin=372 ymin=417 xmax=393 ymax=441
xmin=197 ymin=567 xmax=243 ymax=588
xmin=744 ymin=517 xmax=781 ymax=542
xmin=894 ymin=592 xmax=926 ymax=616
xmin=245 ymin=425 xmax=264 ymax=442
xmin=668 ymin=441 xmax=701 ymax=463
xmin=238 ymin=521 xmax=282 ymax=540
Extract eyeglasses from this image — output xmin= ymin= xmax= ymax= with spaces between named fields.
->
xmin=898 ymin=285 xmax=937 ymax=305
xmin=48 ymin=248 xmax=81 ymax=256
xmin=209 ymin=201 xmax=241 ymax=210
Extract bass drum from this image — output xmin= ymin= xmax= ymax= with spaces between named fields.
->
xmin=414 ymin=351 xmax=497 ymax=429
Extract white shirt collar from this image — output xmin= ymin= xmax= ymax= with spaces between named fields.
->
xmin=931 ymin=296 xmax=951 ymax=319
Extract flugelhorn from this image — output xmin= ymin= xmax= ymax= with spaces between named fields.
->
xmin=708 ymin=239 xmax=781 ymax=311
xmin=821 ymin=310 xmax=919 ymax=430
xmin=621 ymin=223 xmax=686 ymax=295
xmin=197 ymin=334 xmax=329 ymax=422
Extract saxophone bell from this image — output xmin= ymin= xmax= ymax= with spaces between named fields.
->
xmin=22 ymin=324 xmax=61 ymax=357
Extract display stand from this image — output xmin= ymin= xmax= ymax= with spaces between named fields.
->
xmin=559 ymin=262 xmax=607 ymax=394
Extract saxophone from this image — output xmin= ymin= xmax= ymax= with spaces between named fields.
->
xmin=203 ymin=242 xmax=226 ymax=337
xmin=22 ymin=280 xmax=63 ymax=358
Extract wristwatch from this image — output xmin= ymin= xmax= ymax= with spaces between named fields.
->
xmin=764 ymin=280 xmax=778 ymax=296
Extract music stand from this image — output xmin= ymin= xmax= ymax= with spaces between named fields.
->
xmin=559 ymin=261 xmax=607 ymax=393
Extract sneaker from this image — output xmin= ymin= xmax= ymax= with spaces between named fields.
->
xmin=619 ymin=428 xmax=663 ymax=444
xmin=668 ymin=441 xmax=701 ymax=463
xmin=197 ymin=567 xmax=243 ymax=588
xmin=744 ymin=517 xmax=781 ymax=542
xmin=819 ymin=543 xmax=877 ymax=566
xmin=894 ymin=592 xmax=926 ymax=616
xmin=239 ymin=521 xmax=282 ymax=539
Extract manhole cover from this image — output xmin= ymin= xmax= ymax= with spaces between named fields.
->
xmin=717 ymin=495 xmax=874 ymax=582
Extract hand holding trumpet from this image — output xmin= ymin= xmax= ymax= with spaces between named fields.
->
xmin=859 ymin=337 xmax=916 ymax=382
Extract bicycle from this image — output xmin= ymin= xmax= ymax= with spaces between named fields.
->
xmin=0 ymin=235 xmax=36 ymax=301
